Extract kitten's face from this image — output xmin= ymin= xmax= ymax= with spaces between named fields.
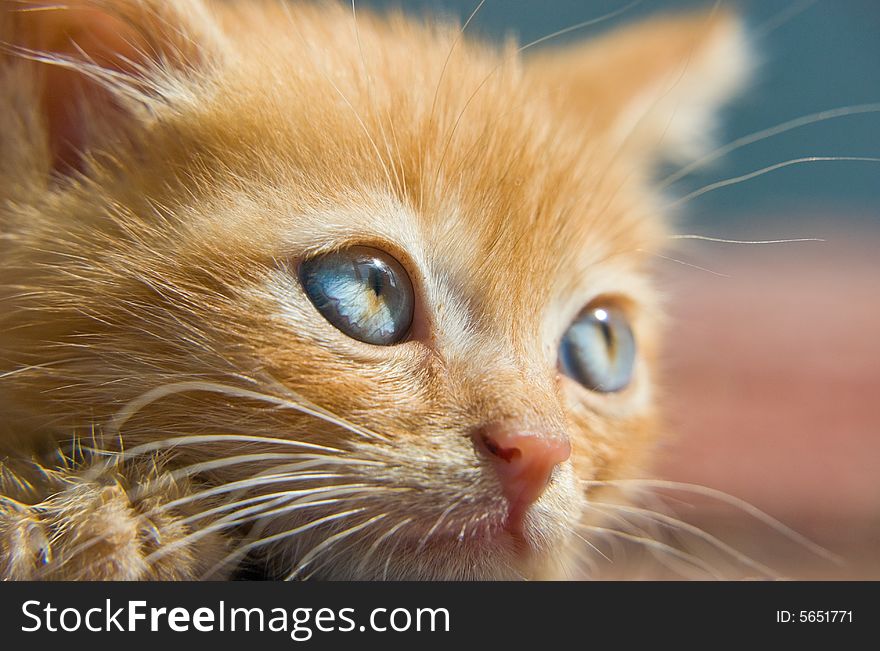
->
xmin=0 ymin=1 xmax=748 ymax=579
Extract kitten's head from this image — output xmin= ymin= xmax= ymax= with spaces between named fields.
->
xmin=0 ymin=0 xmax=749 ymax=579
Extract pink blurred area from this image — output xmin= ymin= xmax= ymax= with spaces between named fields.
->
xmin=650 ymin=220 xmax=880 ymax=578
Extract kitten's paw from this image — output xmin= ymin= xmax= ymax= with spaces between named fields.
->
xmin=0 ymin=465 xmax=230 ymax=580
xmin=0 ymin=497 xmax=52 ymax=579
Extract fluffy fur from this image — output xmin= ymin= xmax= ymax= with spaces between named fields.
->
xmin=0 ymin=0 xmax=748 ymax=579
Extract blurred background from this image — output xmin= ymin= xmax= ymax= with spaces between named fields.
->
xmin=362 ymin=0 xmax=880 ymax=578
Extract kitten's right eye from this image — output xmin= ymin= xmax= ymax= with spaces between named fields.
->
xmin=298 ymin=246 xmax=414 ymax=346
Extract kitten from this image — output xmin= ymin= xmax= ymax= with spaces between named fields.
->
xmin=0 ymin=0 xmax=749 ymax=580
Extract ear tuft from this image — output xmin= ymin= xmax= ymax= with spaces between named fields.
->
xmin=530 ymin=9 xmax=753 ymax=167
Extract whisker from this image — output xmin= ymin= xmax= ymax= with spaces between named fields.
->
xmin=264 ymin=376 xmax=392 ymax=443
xmin=178 ymin=491 xmax=298 ymax=526
xmin=356 ymin=516 xmax=412 ymax=578
xmin=179 ymin=484 xmax=396 ymax=530
xmin=288 ymin=513 xmax=390 ymax=580
xmin=565 ymin=525 xmax=611 ymax=564
xmin=105 ymin=380 xmax=389 ymax=445
xmin=146 ymin=472 xmax=349 ymax=515
xmin=669 ymin=234 xmax=825 ymax=245
xmin=659 ymin=104 xmax=880 ymax=188
xmin=620 ymin=494 xmax=718 ymax=580
xmin=414 ymin=497 xmax=462 ymax=555
xmin=667 ymin=156 xmax=880 ymax=209
xmin=582 ymin=502 xmax=674 ymax=575
xmin=429 ymin=0 xmax=487 ymax=125
xmin=119 ymin=434 xmax=341 ymax=459
xmin=584 ymin=488 xmax=739 ymax=579
xmin=148 ymin=486 xmax=396 ymax=569
xmin=517 ymin=1 xmax=643 ymax=53
xmin=0 ymin=360 xmax=79 ymax=380
xmin=589 ymin=501 xmax=778 ymax=577
xmin=565 ymin=540 xmax=602 ymax=579
xmin=200 ymin=508 xmax=367 ymax=580
xmin=145 ymin=495 xmax=356 ymax=568
xmin=382 ymin=518 xmax=413 ymax=580
xmin=167 ymin=451 xmax=382 ymax=481
xmin=579 ymin=525 xmax=722 ymax=578
xmin=583 ymin=478 xmax=843 ymax=564
xmin=640 ymin=251 xmax=732 ymax=278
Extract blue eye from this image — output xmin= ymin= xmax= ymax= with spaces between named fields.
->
xmin=559 ymin=306 xmax=636 ymax=393
xmin=299 ymin=246 xmax=414 ymax=345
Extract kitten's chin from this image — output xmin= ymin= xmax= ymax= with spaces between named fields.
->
xmin=274 ymin=521 xmax=577 ymax=581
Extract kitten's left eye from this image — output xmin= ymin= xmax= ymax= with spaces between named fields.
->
xmin=559 ymin=305 xmax=636 ymax=392
xmin=298 ymin=246 xmax=414 ymax=345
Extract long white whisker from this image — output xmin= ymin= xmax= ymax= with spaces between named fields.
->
xmin=0 ymin=360 xmax=78 ymax=380
xmin=566 ymin=525 xmax=611 ymax=564
xmin=414 ymin=497 xmax=462 ymax=555
xmin=517 ymin=1 xmax=643 ymax=53
xmin=580 ymin=525 xmax=722 ymax=578
xmin=230 ymin=481 xmax=395 ymax=529
xmin=287 ymin=513 xmax=390 ymax=580
xmin=179 ymin=484 xmax=395 ymax=530
xmin=640 ymin=251 xmax=731 ymax=277
xmin=659 ymin=103 xmax=880 ymax=188
xmin=166 ymin=453 xmax=333 ymax=479
xmin=357 ymin=516 xmax=412 ymax=578
xmin=200 ymin=508 xmax=367 ymax=580
xmin=147 ymin=493 xmax=371 ymax=568
xmin=146 ymin=472 xmax=348 ymax=515
xmin=429 ymin=0 xmax=486 ymax=125
xmin=584 ymin=503 xmax=697 ymax=578
xmin=589 ymin=501 xmax=778 ymax=577
xmin=668 ymin=156 xmax=880 ymax=209
xmin=178 ymin=491 xmax=298 ymax=526
xmin=263 ymin=376 xmax=392 ymax=443
xmin=669 ymin=234 xmax=825 ymax=245
xmin=105 ymin=380 xmax=388 ymax=444
xmin=583 ymin=478 xmax=842 ymax=564
xmin=167 ymin=452 xmax=381 ymax=481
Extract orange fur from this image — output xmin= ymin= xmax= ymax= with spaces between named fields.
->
xmin=0 ymin=1 xmax=748 ymax=579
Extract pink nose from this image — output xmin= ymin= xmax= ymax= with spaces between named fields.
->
xmin=474 ymin=422 xmax=571 ymax=532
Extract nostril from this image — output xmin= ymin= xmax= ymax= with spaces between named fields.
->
xmin=480 ymin=434 xmax=521 ymax=463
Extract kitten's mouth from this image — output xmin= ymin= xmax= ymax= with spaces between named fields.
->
xmin=397 ymin=508 xmax=555 ymax=561
xmin=235 ymin=511 xmax=564 ymax=581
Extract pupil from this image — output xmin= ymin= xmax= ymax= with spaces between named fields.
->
xmin=598 ymin=319 xmax=614 ymax=351
xmin=369 ymin=265 xmax=383 ymax=297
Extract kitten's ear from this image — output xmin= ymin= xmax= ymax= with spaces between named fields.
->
xmin=529 ymin=9 xmax=751 ymax=166
xmin=1 ymin=0 xmax=223 ymax=174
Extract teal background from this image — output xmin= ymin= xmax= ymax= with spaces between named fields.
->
xmin=361 ymin=0 xmax=880 ymax=228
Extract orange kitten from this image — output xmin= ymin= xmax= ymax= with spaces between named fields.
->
xmin=0 ymin=0 xmax=749 ymax=580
